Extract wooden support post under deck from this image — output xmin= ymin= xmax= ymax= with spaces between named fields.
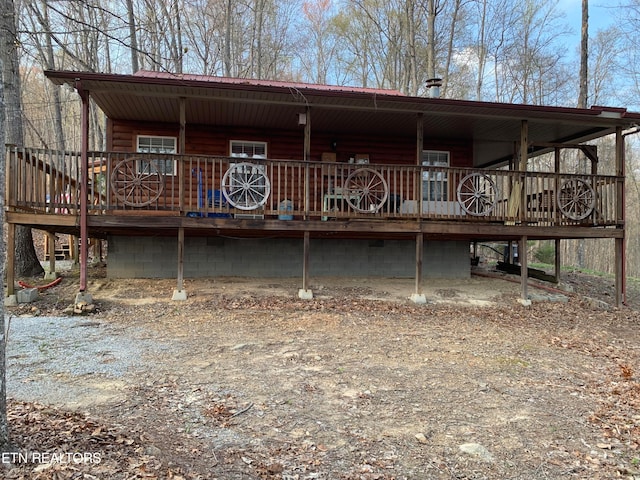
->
xmin=48 ymin=233 xmax=56 ymax=274
xmin=177 ymin=227 xmax=184 ymax=290
xmin=410 ymin=233 xmax=426 ymax=304
xmin=554 ymin=239 xmax=561 ymax=283
xmin=519 ymin=235 xmax=530 ymax=305
xmin=6 ymin=223 xmax=15 ymax=297
xmin=616 ymin=237 xmax=625 ymax=307
xmin=303 ymin=231 xmax=309 ymax=290
xmin=298 ymin=231 xmax=313 ymax=299
xmin=172 ymin=227 xmax=187 ymax=300
xmin=416 ymin=233 xmax=423 ymax=292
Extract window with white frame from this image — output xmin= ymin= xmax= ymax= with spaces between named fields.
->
xmin=422 ymin=150 xmax=450 ymax=201
xmin=230 ymin=140 xmax=267 ymax=158
xmin=136 ymin=135 xmax=177 ymax=175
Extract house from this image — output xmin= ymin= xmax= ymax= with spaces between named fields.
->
xmin=5 ymin=70 xmax=638 ymax=305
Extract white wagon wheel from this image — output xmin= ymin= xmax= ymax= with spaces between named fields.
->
xmin=343 ymin=168 xmax=388 ymax=213
xmin=557 ymin=178 xmax=595 ymax=220
xmin=110 ymin=156 xmax=165 ymax=207
xmin=456 ymin=172 xmax=499 ymax=216
xmin=221 ymin=162 xmax=271 ymax=210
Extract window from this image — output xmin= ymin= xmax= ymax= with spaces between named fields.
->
xmin=230 ymin=140 xmax=267 ymax=158
xmin=422 ymin=150 xmax=450 ymax=201
xmin=225 ymin=141 xmax=269 ymax=209
xmin=136 ymin=135 xmax=177 ymax=175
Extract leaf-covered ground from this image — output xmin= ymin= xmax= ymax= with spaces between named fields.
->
xmin=3 ymin=268 xmax=640 ymax=479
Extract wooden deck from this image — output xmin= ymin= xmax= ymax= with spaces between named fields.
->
xmin=5 ymin=146 xmax=624 ymax=241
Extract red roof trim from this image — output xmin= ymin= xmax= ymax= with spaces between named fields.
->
xmin=44 ymin=69 xmax=640 ymax=123
xmin=132 ymin=70 xmax=405 ymax=96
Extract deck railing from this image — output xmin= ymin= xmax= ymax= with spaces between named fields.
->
xmin=5 ymin=146 xmax=622 ymax=227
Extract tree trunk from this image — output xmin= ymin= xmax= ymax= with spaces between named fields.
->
xmin=0 ymin=55 xmax=8 ymax=450
xmin=1 ymin=0 xmax=43 ymax=277
xmin=126 ymin=0 xmax=140 ymax=73
xmin=578 ymin=0 xmax=589 ymax=109
xmin=577 ymin=0 xmax=588 ymax=268
xmin=224 ymin=0 xmax=232 ymax=76
xmin=41 ymin=0 xmax=65 ymax=150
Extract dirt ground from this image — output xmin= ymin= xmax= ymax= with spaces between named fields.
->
xmin=3 ymin=264 xmax=640 ymax=479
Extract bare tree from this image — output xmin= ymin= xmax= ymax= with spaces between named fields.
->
xmin=126 ymin=0 xmax=140 ymax=72
xmin=2 ymin=0 xmax=43 ymax=277
xmin=576 ymin=0 xmax=589 ymax=268
xmin=0 ymin=56 xmax=7 ymax=450
xmin=22 ymin=0 xmax=65 ymax=149
xmin=578 ymin=0 xmax=588 ymax=109
xmin=299 ymin=0 xmax=338 ymax=84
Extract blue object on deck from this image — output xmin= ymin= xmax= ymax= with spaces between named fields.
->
xmin=192 ymin=168 xmax=204 ymax=209
xmin=278 ymin=199 xmax=294 ymax=220
xmin=208 ymin=189 xmax=227 ymax=207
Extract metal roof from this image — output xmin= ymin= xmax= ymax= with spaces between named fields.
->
xmin=45 ymin=69 xmax=640 ymax=167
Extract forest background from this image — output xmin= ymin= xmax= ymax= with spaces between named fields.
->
xmin=10 ymin=0 xmax=640 ymax=278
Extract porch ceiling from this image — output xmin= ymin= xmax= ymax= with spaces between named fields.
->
xmin=45 ymin=70 xmax=640 ymax=168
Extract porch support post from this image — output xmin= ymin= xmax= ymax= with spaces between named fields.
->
xmin=416 ymin=113 xmax=424 ymax=211
xmin=74 ymin=81 xmax=92 ymax=304
xmin=416 ymin=113 xmax=424 ymax=164
xmin=172 ymin=227 xmax=187 ymax=300
xmin=410 ymin=233 xmax=427 ymax=304
xmin=303 ymin=106 xmax=311 ymax=161
xmin=411 ymin=115 xmax=427 ymax=304
xmin=615 ymin=126 xmax=626 ymax=306
xmin=553 ymin=147 xmax=562 ymax=283
xmin=303 ymin=106 xmax=311 ymax=218
xmin=518 ymin=235 xmax=531 ymax=306
xmin=519 ymin=120 xmax=528 ymax=223
xmin=179 ymin=97 xmax=186 ymax=213
xmin=298 ymin=231 xmax=313 ymax=299
xmin=5 ymin=223 xmax=16 ymax=301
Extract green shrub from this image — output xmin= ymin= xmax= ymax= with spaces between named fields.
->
xmin=533 ymin=243 xmax=555 ymax=264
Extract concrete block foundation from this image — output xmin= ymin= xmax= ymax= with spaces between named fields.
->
xmin=106 ymin=235 xmax=471 ymax=280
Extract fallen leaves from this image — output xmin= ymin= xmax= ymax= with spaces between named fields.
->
xmin=3 ymin=401 xmax=202 ymax=480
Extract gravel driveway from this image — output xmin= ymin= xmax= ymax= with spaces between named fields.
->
xmin=6 ymin=315 xmax=163 ymax=408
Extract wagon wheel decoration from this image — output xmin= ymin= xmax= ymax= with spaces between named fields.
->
xmin=456 ymin=172 xmax=499 ymax=216
xmin=221 ymin=162 xmax=271 ymax=210
xmin=344 ymin=168 xmax=389 ymax=213
xmin=110 ymin=157 xmax=165 ymax=207
xmin=557 ymin=178 xmax=595 ymax=220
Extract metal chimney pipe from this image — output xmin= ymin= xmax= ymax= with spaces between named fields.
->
xmin=426 ymin=78 xmax=443 ymax=98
